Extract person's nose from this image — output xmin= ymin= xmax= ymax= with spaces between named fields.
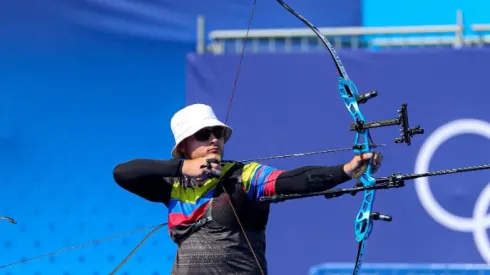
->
xmin=209 ymin=133 xmax=218 ymax=143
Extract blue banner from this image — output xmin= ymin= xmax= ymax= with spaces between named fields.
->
xmin=0 ymin=0 xmax=361 ymax=45
xmin=186 ymin=48 xmax=490 ymax=274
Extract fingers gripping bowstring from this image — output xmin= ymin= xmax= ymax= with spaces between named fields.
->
xmin=220 ymin=0 xmax=265 ymax=274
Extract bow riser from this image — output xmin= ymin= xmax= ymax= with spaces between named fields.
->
xmin=339 ymin=77 xmax=378 ymax=243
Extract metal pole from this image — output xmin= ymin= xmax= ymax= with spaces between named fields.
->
xmin=455 ymin=9 xmax=464 ymax=48
xmin=196 ymin=15 xmax=205 ymax=54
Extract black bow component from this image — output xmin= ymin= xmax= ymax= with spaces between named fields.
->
xmin=0 ymin=216 xmax=17 ymax=224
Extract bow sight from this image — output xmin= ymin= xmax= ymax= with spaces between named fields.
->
xmin=350 ymin=90 xmax=425 ymax=147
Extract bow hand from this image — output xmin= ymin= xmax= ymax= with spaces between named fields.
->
xmin=344 ymin=152 xmax=383 ymax=179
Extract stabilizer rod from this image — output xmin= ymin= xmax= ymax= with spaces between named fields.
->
xmin=259 ymin=164 xmax=490 ymax=203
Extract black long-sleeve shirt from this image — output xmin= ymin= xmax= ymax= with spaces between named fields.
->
xmin=113 ymin=158 xmax=352 ymax=275
xmin=113 ymin=158 xmax=351 ymax=204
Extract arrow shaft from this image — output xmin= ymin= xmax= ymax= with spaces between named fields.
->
xmin=237 ymin=144 xmax=385 ymax=163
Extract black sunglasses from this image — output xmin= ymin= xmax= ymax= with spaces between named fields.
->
xmin=193 ymin=127 xmax=225 ymax=141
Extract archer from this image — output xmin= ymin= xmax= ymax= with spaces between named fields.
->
xmin=113 ymin=103 xmax=382 ymax=275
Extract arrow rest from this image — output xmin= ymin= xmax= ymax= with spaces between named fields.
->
xmin=352 ymin=143 xmax=381 ymax=151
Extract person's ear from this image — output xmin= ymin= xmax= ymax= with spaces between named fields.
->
xmin=177 ymin=139 xmax=189 ymax=158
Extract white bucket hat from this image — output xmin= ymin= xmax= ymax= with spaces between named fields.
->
xmin=170 ymin=104 xmax=232 ymax=158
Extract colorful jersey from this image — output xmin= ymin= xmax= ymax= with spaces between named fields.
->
xmin=114 ymin=155 xmax=353 ymax=274
xmin=165 ymin=161 xmax=285 ymax=275
xmin=166 ymin=161 xmax=284 ymax=241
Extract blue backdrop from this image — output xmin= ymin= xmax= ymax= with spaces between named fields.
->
xmin=0 ymin=28 xmax=190 ymax=275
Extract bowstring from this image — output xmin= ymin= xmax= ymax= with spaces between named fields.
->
xmin=219 ymin=0 xmax=265 ymax=274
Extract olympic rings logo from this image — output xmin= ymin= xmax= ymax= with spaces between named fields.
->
xmin=414 ymin=119 xmax=490 ymax=263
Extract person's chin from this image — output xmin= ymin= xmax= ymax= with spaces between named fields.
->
xmin=206 ymin=152 xmax=222 ymax=160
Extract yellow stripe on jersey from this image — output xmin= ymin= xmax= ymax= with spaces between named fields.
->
xmin=170 ymin=162 xmax=235 ymax=203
